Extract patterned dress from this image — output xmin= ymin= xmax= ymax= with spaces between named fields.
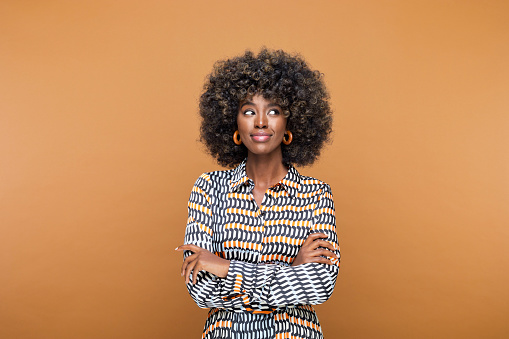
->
xmin=183 ymin=160 xmax=340 ymax=339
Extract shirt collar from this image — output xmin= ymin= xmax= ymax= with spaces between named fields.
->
xmin=280 ymin=165 xmax=302 ymax=198
xmin=229 ymin=160 xmax=251 ymax=191
xmin=229 ymin=159 xmax=302 ymax=197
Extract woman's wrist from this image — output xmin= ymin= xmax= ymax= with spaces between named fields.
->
xmin=216 ymin=258 xmax=231 ymax=278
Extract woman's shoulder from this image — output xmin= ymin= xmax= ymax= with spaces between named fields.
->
xmin=294 ymin=170 xmax=332 ymax=193
xmin=294 ymin=175 xmax=334 ymax=209
xmin=191 ymin=168 xmax=236 ymax=191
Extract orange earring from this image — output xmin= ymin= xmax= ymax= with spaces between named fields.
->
xmin=282 ymin=131 xmax=293 ymax=145
xmin=233 ymin=130 xmax=242 ymax=145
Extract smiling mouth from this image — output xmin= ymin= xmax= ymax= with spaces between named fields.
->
xmin=251 ymin=134 xmax=271 ymax=142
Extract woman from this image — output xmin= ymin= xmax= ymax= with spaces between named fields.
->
xmin=176 ymin=48 xmax=340 ymax=339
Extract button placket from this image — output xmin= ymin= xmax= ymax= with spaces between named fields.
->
xmin=259 ymin=189 xmax=276 ymax=262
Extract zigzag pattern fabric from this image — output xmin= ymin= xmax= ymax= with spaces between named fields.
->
xmin=183 ymin=160 xmax=340 ymax=339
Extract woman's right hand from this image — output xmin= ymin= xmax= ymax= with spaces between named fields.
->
xmin=175 ymin=244 xmax=231 ymax=284
xmin=291 ymin=232 xmax=338 ymax=266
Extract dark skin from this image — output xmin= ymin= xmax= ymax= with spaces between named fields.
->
xmin=237 ymin=94 xmax=289 ymax=207
xmin=176 ymin=94 xmax=338 ymax=284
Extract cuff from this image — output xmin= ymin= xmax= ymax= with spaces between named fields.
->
xmin=221 ymin=260 xmax=256 ymax=297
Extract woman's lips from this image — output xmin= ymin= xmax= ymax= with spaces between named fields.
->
xmin=251 ymin=134 xmax=271 ymax=142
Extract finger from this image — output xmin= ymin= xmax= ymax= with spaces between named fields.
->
xmin=182 ymin=257 xmax=194 ymax=283
xmin=312 ymin=248 xmax=338 ymax=259
xmin=302 ymin=233 xmax=328 ymax=246
xmin=184 ymin=260 xmax=198 ymax=285
xmin=192 ymin=262 xmax=202 ymax=285
xmin=193 ymin=262 xmax=203 ymax=285
xmin=299 ymin=253 xmax=333 ymax=265
xmin=305 ymin=238 xmax=332 ymax=251
xmin=181 ymin=253 xmax=198 ymax=276
xmin=310 ymin=239 xmax=336 ymax=252
xmin=311 ymin=256 xmax=333 ymax=265
xmin=176 ymin=244 xmax=201 ymax=252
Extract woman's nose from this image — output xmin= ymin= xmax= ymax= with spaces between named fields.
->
xmin=255 ymin=113 xmax=268 ymax=128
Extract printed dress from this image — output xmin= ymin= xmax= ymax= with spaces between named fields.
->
xmin=183 ymin=161 xmax=340 ymax=339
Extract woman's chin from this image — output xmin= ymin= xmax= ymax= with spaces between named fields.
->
xmin=246 ymin=146 xmax=283 ymax=158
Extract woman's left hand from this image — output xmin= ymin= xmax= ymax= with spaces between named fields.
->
xmin=291 ymin=232 xmax=338 ymax=267
xmin=176 ymin=244 xmax=230 ymax=284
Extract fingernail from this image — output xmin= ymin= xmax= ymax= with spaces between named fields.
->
xmin=175 ymin=247 xmax=179 ymax=250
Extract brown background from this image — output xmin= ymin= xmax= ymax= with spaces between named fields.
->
xmin=1 ymin=1 xmax=508 ymax=338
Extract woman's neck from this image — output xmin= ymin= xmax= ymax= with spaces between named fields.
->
xmin=245 ymin=153 xmax=288 ymax=189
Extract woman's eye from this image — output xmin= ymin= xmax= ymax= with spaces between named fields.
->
xmin=243 ymin=109 xmax=255 ymax=115
xmin=268 ymin=109 xmax=280 ymax=115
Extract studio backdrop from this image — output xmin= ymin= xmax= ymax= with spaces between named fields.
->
xmin=1 ymin=1 xmax=508 ymax=338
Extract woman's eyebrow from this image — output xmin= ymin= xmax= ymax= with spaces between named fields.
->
xmin=239 ymin=101 xmax=254 ymax=109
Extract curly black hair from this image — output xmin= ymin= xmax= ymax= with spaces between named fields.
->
xmin=199 ymin=48 xmax=332 ymax=168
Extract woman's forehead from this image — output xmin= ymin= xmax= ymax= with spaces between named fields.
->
xmin=239 ymin=94 xmax=281 ymax=107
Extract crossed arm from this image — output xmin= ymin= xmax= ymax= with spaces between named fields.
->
xmin=176 ymin=178 xmax=339 ymax=309
xmin=176 ymin=232 xmax=337 ymax=285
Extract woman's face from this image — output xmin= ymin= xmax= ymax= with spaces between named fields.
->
xmin=237 ymin=94 xmax=287 ymax=158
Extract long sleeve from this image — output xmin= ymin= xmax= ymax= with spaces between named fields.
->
xmin=183 ymin=174 xmax=251 ymax=309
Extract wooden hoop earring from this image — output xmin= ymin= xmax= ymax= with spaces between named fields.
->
xmin=282 ymin=131 xmax=293 ymax=145
xmin=233 ymin=130 xmax=242 ymax=145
